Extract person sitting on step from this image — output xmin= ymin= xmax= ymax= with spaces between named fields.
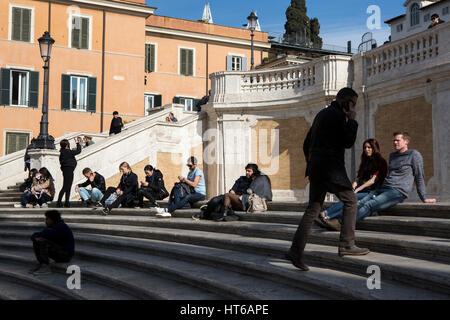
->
xmin=137 ymin=165 xmax=169 ymax=208
xmin=321 ymin=131 xmax=437 ymax=231
xmin=16 ymin=168 xmax=38 ymax=208
xmin=192 ymin=163 xmax=267 ymax=221
xmin=158 ymin=157 xmax=206 ymax=218
xmin=29 ymin=210 xmax=74 ymax=275
xmin=100 ymin=162 xmax=139 ymax=215
xmin=22 ymin=168 xmax=55 ymax=208
xmin=315 ymin=138 xmax=388 ymax=231
xmin=75 ymin=167 xmax=106 ymax=207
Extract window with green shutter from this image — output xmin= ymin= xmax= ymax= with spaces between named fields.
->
xmin=71 ymin=16 xmax=90 ymax=49
xmin=180 ymin=48 xmax=194 ymax=76
xmin=11 ymin=7 xmax=31 ymax=42
xmin=145 ymin=44 xmax=156 ymax=73
xmin=5 ymin=132 xmax=29 ymax=155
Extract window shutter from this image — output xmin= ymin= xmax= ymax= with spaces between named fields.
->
xmin=22 ymin=9 xmax=31 ymax=42
xmin=150 ymin=44 xmax=156 ymax=72
xmin=180 ymin=49 xmax=187 ymax=75
xmin=87 ymin=77 xmax=96 ymax=113
xmin=173 ymin=96 xmax=180 ymax=104
xmin=29 ymin=71 xmax=39 ymax=108
xmin=226 ymin=55 xmax=233 ymax=71
xmin=72 ymin=17 xmax=80 ymax=48
xmin=6 ymin=133 xmax=16 ymax=155
xmin=188 ymin=49 xmax=193 ymax=76
xmin=145 ymin=44 xmax=150 ymax=72
xmin=18 ymin=133 xmax=29 ymax=151
xmin=241 ymin=57 xmax=248 ymax=71
xmin=0 ymin=68 xmax=11 ymax=105
xmin=154 ymin=94 xmax=162 ymax=107
xmin=81 ymin=17 xmax=89 ymax=49
xmin=12 ymin=8 xmax=21 ymax=41
xmin=5 ymin=132 xmax=29 ymax=155
xmin=61 ymin=74 xmax=71 ymax=110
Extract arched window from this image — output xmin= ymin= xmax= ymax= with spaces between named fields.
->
xmin=410 ymin=3 xmax=420 ymax=26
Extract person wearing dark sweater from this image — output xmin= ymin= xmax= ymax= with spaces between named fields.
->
xmin=57 ymin=138 xmax=82 ymax=207
xmin=75 ymin=168 xmax=106 ymax=207
xmin=109 ymin=111 xmax=124 ymax=135
xmin=137 ymin=165 xmax=169 ymax=208
xmin=100 ymin=162 xmax=138 ymax=215
xmin=30 ymin=210 xmax=74 ymax=275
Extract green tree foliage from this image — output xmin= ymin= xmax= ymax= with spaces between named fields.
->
xmin=284 ymin=0 xmax=323 ymax=49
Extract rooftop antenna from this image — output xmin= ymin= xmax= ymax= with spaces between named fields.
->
xmin=202 ymin=2 xmax=213 ymax=24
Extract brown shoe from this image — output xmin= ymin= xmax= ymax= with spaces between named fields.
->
xmin=285 ymin=251 xmax=309 ymax=271
xmin=338 ymin=246 xmax=370 ymax=257
xmin=323 ymin=218 xmax=341 ymax=231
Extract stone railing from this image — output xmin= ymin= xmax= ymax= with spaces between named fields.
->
xmin=355 ymin=22 xmax=450 ymax=86
xmin=209 ymin=55 xmax=352 ymax=106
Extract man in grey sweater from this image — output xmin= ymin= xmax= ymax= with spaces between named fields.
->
xmin=355 ymin=131 xmax=436 ymax=221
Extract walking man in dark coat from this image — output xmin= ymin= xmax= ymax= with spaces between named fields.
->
xmin=286 ymin=87 xmax=370 ymax=271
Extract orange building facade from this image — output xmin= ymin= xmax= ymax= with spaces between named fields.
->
xmin=0 ymin=0 xmax=269 ymax=156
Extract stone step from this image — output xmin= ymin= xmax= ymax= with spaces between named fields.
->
xmin=1 ymin=207 xmax=449 ymax=240
xmin=0 ymin=256 xmax=139 ymax=300
xmin=0 ymin=249 xmax=222 ymax=300
xmin=1 ymin=231 xmax=448 ymax=299
xmin=1 ymin=222 xmax=449 ymax=297
xmin=1 ymin=214 xmax=450 ymax=264
xmin=0 ymin=240 xmax=322 ymax=300
xmin=0 ymin=191 xmax=23 ymax=196
xmin=0 ymin=262 xmax=83 ymax=300
xmin=0 ymin=196 xmax=21 ymax=202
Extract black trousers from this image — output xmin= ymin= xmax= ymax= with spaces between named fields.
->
xmin=58 ymin=167 xmax=75 ymax=204
xmin=101 ymin=187 xmax=137 ymax=209
xmin=32 ymin=239 xmax=72 ymax=265
xmin=289 ymin=179 xmax=357 ymax=260
xmin=137 ymin=188 xmax=158 ymax=207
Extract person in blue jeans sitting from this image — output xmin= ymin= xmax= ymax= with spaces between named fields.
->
xmin=159 ymin=156 xmax=206 ymax=218
xmin=321 ymin=131 xmax=436 ymax=231
xmin=316 ymin=138 xmax=388 ymax=230
xmin=75 ymin=168 xmax=106 ymax=207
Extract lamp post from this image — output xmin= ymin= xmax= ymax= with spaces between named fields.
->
xmin=247 ymin=11 xmax=258 ymax=70
xmin=34 ymin=31 xmax=55 ymax=149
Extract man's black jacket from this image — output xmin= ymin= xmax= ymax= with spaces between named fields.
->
xmin=230 ymin=176 xmax=252 ymax=195
xmin=78 ymin=172 xmax=106 ymax=194
xmin=303 ymin=101 xmax=358 ymax=188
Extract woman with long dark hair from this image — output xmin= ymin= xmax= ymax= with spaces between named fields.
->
xmin=317 ymin=138 xmax=388 ymax=230
xmin=57 ymin=138 xmax=81 ymax=207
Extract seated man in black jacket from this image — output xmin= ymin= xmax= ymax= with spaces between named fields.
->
xmin=75 ymin=168 xmax=106 ymax=207
xmin=192 ymin=164 xmax=253 ymax=221
xmin=100 ymin=162 xmax=138 ymax=215
xmin=138 ymin=165 xmax=169 ymax=208
xmin=30 ymin=210 xmax=74 ymax=275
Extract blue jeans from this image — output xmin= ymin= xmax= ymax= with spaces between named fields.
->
xmin=355 ymin=187 xmax=406 ymax=222
xmin=325 ymin=193 xmax=369 ymax=222
xmin=79 ymin=187 xmax=104 ymax=203
xmin=168 ymin=192 xmax=206 ymax=213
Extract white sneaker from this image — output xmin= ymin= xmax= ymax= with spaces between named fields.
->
xmin=14 ymin=204 xmax=23 ymax=208
xmin=156 ymin=209 xmax=171 ymax=218
xmin=41 ymin=203 xmax=48 ymax=208
xmin=155 ymin=207 xmax=165 ymax=215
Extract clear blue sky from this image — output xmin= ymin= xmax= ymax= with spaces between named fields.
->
xmin=145 ymin=0 xmax=408 ymax=50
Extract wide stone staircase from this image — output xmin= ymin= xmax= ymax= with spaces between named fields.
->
xmin=0 ymin=182 xmax=449 ymax=300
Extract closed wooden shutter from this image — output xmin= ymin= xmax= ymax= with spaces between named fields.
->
xmin=61 ymin=74 xmax=71 ymax=110
xmin=87 ymin=77 xmax=96 ymax=113
xmin=81 ymin=17 xmax=89 ymax=49
xmin=29 ymin=71 xmax=39 ymax=108
xmin=21 ymin=9 xmax=31 ymax=42
xmin=154 ymin=94 xmax=162 ymax=107
xmin=71 ymin=17 xmax=80 ymax=48
xmin=0 ymin=68 xmax=11 ymax=105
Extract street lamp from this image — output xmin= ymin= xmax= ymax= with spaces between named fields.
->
xmin=33 ymin=31 xmax=55 ymax=149
xmin=247 ymin=11 xmax=258 ymax=70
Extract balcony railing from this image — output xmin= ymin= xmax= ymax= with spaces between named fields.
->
xmin=210 ymin=55 xmax=352 ymax=105
xmin=358 ymin=22 xmax=449 ymax=85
